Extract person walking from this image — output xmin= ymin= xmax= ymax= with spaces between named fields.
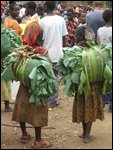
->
xmin=39 ymin=1 xmax=68 ymax=108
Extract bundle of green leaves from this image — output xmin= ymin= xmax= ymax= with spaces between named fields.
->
xmin=1 ymin=25 xmax=23 ymax=59
xmin=1 ymin=52 xmax=58 ymax=107
xmin=58 ymin=42 xmax=112 ymax=99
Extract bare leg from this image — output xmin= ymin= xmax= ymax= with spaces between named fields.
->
xmin=84 ymin=122 xmax=96 ymax=143
xmin=19 ymin=122 xmax=28 ymax=136
xmin=4 ymin=101 xmax=12 ymax=112
xmin=19 ymin=122 xmax=31 ymax=143
xmin=34 ymin=127 xmax=41 ymax=142
xmin=32 ymin=127 xmax=52 ymax=148
xmin=78 ymin=121 xmax=86 ymax=138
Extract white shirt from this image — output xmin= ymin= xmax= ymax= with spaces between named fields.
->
xmin=19 ymin=7 xmax=26 ymax=18
xmin=39 ymin=15 xmax=68 ymax=62
xmin=57 ymin=4 xmax=62 ymax=10
xmin=97 ymin=26 xmax=112 ymax=44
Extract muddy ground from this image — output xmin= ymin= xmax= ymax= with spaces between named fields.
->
xmin=1 ymin=85 xmax=112 ymax=149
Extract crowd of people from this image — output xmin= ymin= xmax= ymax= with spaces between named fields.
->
xmin=1 ymin=1 xmax=112 ymax=149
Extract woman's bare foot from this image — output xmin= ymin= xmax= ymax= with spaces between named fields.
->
xmin=78 ymin=133 xmax=85 ymax=138
xmin=84 ymin=135 xmax=96 ymax=143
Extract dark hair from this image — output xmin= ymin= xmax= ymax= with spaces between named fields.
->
xmin=25 ymin=1 xmax=37 ymax=11
xmin=67 ymin=8 xmax=74 ymax=13
xmin=66 ymin=8 xmax=76 ymax=16
xmin=75 ymin=25 xmax=95 ymax=41
xmin=44 ymin=1 xmax=56 ymax=11
xmin=9 ymin=1 xmax=17 ymax=10
xmin=75 ymin=26 xmax=85 ymax=39
xmin=103 ymin=9 xmax=112 ymax=23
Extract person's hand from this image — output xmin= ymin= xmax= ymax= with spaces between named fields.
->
xmin=34 ymin=46 xmax=48 ymax=56
xmin=17 ymin=51 xmax=26 ymax=58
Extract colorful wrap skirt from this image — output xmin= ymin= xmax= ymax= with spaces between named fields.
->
xmin=72 ymin=83 xmax=104 ymax=123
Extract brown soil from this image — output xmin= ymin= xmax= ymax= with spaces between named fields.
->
xmin=1 ymin=86 xmax=112 ymax=149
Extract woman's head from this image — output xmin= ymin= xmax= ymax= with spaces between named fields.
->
xmin=25 ymin=1 xmax=37 ymax=16
xmin=75 ymin=25 xmax=95 ymax=44
xmin=9 ymin=2 xmax=20 ymax=18
xmin=75 ymin=26 xmax=86 ymax=44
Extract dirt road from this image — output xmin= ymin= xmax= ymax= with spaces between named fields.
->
xmin=1 ymin=86 xmax=112 ymax=149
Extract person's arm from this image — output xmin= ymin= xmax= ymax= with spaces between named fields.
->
xmin=86 ymin=13 xmax=91 ymax=29
xmin=38 ymin=20 xmax=45 ymax=46
xmin=62 ymin=18 xmax=68 ymax=47
xmin=97 ymin=29 xmax=101 ymax=44
xmin=63 ymin=36 xmax=66 ymax=47
xmin=36 ymin=31 xmax=44 ymax=46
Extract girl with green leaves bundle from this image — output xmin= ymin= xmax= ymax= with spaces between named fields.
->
xmin=59 ymin=25 xmax=112 ymax=143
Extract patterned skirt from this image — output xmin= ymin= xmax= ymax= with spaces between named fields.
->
xmin=72 ymin=83 xmax=104 ymax=123
xmin=12 ymin=84 xmax=48 ymax=127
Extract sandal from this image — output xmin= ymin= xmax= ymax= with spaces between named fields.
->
xmin=32 ymin=140 xmax=53 ymax=149
xmin=40 ymin=140 xmax=53 ymax=147
xmin=20 ymin=134 xmax=31 ymax=143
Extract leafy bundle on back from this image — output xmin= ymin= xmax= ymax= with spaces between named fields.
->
xmin=58 ymin=42 xmax=112 ymax=99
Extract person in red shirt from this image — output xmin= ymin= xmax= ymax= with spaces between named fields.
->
xmin=66 ymin=9 xmax=78 ymax=47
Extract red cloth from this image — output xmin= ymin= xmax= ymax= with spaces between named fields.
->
xmin=23 ymin=22 xmax=47 ymax=55
xmin=23 ymin=22 xmax=41 ymax=47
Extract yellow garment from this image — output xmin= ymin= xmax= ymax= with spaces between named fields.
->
xmin=20 ymin=16 xmax=40 ymax=36
xmin=4 ymin=17 xmax=22 ymax=35
xmin=1 ymin=81 xmax=12 ymax=101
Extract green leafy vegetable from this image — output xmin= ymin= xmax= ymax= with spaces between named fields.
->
xmin=58 ymin=42 xmax=112 ymax=98
xmin=1 ymin=51 xmax=58 ymax=107
xmin=1 ymin=25 xmax=23 ymax=59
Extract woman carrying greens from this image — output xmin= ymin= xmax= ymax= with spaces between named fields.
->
xmin=72 ymin=25 xmax=104 ymax=143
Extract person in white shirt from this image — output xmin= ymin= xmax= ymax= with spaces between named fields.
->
xmin=39 ymin=1 xmax=68 ymax=63
xmin=39 ymin=1 xmax=68 ymax=108
xmin=97 ymin=9 xmax=112 ymax=44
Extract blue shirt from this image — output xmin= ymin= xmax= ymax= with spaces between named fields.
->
xmin=86 ymin=10 xmax=105 ymax=41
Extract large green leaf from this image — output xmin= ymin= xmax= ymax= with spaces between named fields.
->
xmin=1 ymin=34 xmax=11 ymax=59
